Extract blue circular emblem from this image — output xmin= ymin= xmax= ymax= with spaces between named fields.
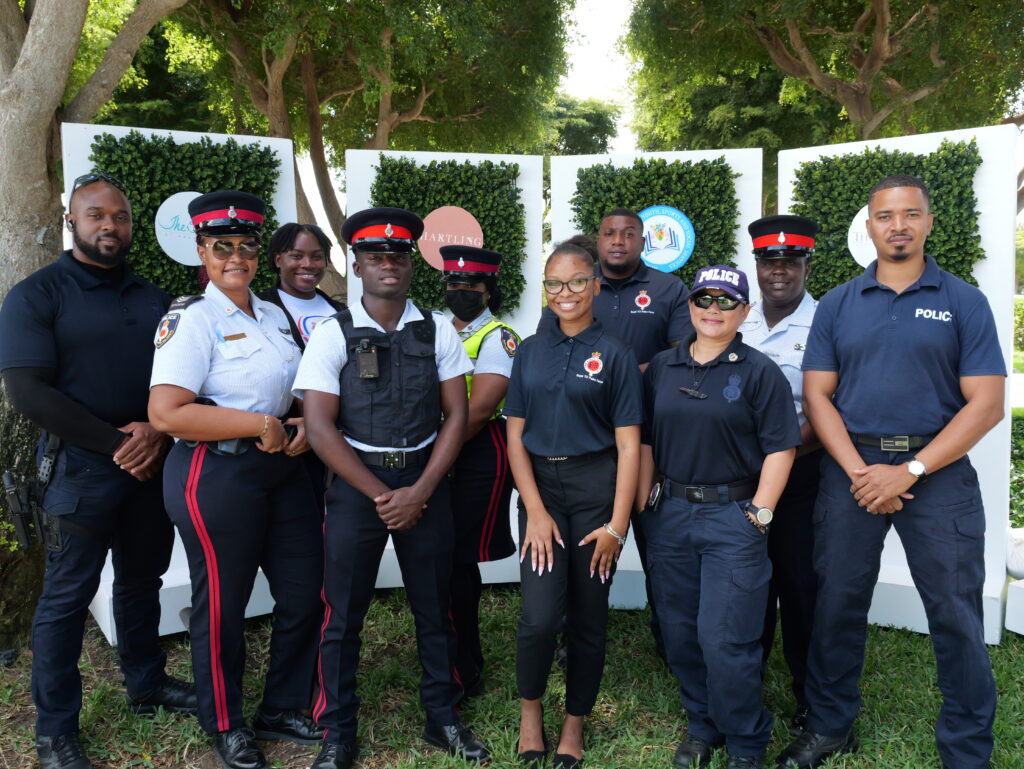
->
xmin=723 ymin=374 xmax=742 ymax=403
xmin=638 ymin=205 xmax=696 ymax=273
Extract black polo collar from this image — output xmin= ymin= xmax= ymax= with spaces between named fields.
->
xmin=546 ymin=318 xmax=605 ymax=347
xmin=666 ymin=331 xmax=748 ymax=367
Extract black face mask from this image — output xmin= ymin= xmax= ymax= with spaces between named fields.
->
xmin=445 ymin=289 xmax=487 ymax=321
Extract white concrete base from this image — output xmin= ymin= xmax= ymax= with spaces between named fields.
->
xmin=1004 ymin=579 xmax=1024 ymax=636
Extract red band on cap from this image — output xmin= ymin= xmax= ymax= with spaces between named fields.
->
xmin=442 ymin=259 xmax=499 ymax=274
xmin=192 ymin=208 xmax=264 ymax=225
xmin=753 ymin=233 xmax=814 ymax=249
xmin=353 ymin=224 xmax=413 ymax=241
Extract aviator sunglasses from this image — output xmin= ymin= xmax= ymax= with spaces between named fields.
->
xmin=204 ymin=239 xmax=261 ymax=259
xmin=691 ymin=293 xmax=744 ymax=310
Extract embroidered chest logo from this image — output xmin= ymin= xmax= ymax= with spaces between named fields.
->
xmin=723 ymin=374 xmax=742 ymax=403
xmin=584 ymin=352 xmax=604 ymax=377
xmin=500 ymin=327 xmax=518 ymax=357
xmin=154 ymin=314 xmax=180 ymax=348
xmin=794 ymin=343 xmax=806 ymax=351
xmin=634 ymin=290 xmax=652 ymax=309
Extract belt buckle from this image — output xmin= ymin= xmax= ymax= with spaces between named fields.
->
xmin=382 ymin=452 xmax=405 ymax=470
xmin=684 ymin=486 xmax=704 ymax=502
xmin=880 ymin=435 xmax=909 ymax=452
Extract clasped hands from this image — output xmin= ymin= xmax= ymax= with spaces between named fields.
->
xmin=374 ymin=486 xmax=428 ymax=531
xmin=113 ymin=422 xmax=168 ymax=482
xmin=849 ymin=462 xmax=916 ymax=514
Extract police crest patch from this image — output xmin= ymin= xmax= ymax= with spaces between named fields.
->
xmin=500 ymin=327 xmax=518 ymax=357
xmin=155 ymin=313 xmax=180 ymax=348
xmin=584 ymin=352 xmax=603 ymax=376
xmin=634 ymin=290 xmax=652 ymax=309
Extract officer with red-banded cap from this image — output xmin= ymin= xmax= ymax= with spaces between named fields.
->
xmin=440 ymin=244 xmax=519 ymax=699
xmin=740 ymin=215 xmax=822 ymax=736
xmin=295 ymin=207 xmax=490 ymax=768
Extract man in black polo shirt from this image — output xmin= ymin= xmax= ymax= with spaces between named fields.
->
xmin=0 ymin=173 xmax=195 ymax=769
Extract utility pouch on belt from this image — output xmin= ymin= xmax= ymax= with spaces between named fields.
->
xmin=2 ymin=433 xmax=61 ymax=550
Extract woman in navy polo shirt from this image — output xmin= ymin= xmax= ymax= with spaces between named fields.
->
xmin=639 ymin=265 xmax=800 ymax=769
xmin=504 ymin=242 xmax=642 ymax=769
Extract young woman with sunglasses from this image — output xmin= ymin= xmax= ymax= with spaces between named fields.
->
xmin=148 ymin=191 xmax=324 ymax=769
xmin=504 ymin=242 xmax=642 ymax=769
xmin=638 ymin=265 xmax=800 ymax=769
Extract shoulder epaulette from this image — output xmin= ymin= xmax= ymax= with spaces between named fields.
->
xmin=168 ymin=295 xmax=204 ymax=311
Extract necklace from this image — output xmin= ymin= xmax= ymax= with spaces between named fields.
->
xmin=681 ymin=343 xmax=710 ymax=399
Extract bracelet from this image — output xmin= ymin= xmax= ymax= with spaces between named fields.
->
xmin=603 ymin=522 xmax=627 ymax=547
xmin=257 ymin=414 xmax=271 ymax=440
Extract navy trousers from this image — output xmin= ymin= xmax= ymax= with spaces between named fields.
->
xmin=33 ymin=445 xmax=173 ymax=736
xmin=804 ymin=447 xmax=995 ymax=769
xmin=313 ymin=460 xmax=461 ymax=745
xmin=164 ymin=441 xmax=323 ymax=734
xmin=645 ymin=493 xmax=774 ymax=757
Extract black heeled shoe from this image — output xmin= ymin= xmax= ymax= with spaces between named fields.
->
xmin=517 ymin=704 xmax=549 ymax=767
xmin=553 ymin=752 xmax=583 ymax=769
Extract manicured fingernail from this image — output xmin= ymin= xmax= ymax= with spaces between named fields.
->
xmin=590 ymin=569 xmax=594 ymax=578
xmin=578 ymin=539 xmax=586 ymax=546
xmin=520 ymin=553 xmax=525 ymax=563
xmin=557 ymin=539 xmax=564 ymax=548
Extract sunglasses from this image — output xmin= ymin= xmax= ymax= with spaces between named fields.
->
xmin=542 ymin=276 xmax=596 ymax=294
xmin=691 ymin=293 xmax=744 ymax=310
xmin=71 ymin=172 xmax=126 ymax=194
xmin=204 ymin=239 xmax=261 ymax=259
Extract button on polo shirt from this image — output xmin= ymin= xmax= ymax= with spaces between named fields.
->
xmin=504 ymin=319 xmax=643 ymax=457
xmin=642 ymin=333 xmax=801 ymax=485
xmin=0 ymin=250 xmax=169 ymax=425
xmin=802 ymin=256 xmax=1005 ymax=436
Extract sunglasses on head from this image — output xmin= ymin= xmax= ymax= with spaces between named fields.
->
xmin=691 ymin=293 xmax=743 ymax=310
xmin=71 ymin=172 xmax=126 ymax=194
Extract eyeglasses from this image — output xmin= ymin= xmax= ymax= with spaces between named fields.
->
xmin=542 ymin=276 xmax=596 ymax=294
xmin=691 ymin=293 xmax=744 ymax=310
xmin=71 ymin=172 xmax=126 ymax=194
xmin=204 ymin=239 xmax=261 ymax=259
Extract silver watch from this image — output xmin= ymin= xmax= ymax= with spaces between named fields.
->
xmin=907 ymin=458 xmax=927 ymax=479
xmin=745 ymin=502 xmax=774 ymax=526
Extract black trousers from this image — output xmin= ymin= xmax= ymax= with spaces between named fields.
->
xmin=449 ymin=419 xmax=516 ymax=686
xmin=516 ymin=451 xmax=617 ymax=716
xmin=760 ymin=449 xmax=821 ymax=706
xmin=33 ymin=446 xmax=173 ymax=736
xmin=313 ymin=460 xmax=461 ymax=745
xmin=164 ymin=441 xmax=323 ymax=734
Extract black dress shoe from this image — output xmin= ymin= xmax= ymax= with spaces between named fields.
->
xmin=127 ymin=676 xmax=198 ymax=715
xmin=422 ymin=719 xmax=491 ymax=763
xmin=253 ymin=707 xmax=324 ymax=745
xmin=726 ymin=755 xmax=764 ymax=769
xmin=775 ymin=729 xmax=858 ymax=768
xmin=309 ymin=741 xmax=358 ymax=769
xmin=36 ymin=734 xmax=92 ymax=769
xmin=211 ymin=728 xmax=267 ymax=769
xmin=674 ymin=733 xmax=723 ymax=769
xmin=788 ymin=706 xmax=810 ymax=736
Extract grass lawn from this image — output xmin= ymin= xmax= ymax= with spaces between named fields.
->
xmin=1 ymin=585 xmax=1022 ymax=768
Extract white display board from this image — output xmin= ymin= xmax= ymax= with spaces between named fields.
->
xmin=779 ymin=124 xmax=1019 ymax=644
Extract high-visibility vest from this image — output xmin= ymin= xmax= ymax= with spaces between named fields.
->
xmin=461 ymin=319 xmax=520 ymax=419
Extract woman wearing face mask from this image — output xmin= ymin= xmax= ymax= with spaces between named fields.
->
xmin=440 ymin=245 xmax=520 ymax=700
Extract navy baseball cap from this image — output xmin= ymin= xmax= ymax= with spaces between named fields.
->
xmin=688 ymin=264 xmax=750 ymax=303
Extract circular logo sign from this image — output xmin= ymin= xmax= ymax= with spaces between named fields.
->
xmin=638 ymin=205 xmax=696 ymax=273
xmin=847 ymin=205 xmax=875 ymax=268
xmin=155 ymin=191 xmax=202 ymax=266
xmin=419 ymin=206 xmax=484 ymax=270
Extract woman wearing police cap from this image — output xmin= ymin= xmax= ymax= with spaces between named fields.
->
xmin=441 ymin=244 xmax=519 ymax=698
xmin=639 ymin=265 xmax=800 ymax=769
xmin=148 ymin=191 xmax=324 ymax=769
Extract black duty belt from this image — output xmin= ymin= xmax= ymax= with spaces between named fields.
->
xmin=356 ymin=444 xmax=432 ymax=470
xmin=852 ymin=433 xmax=935 ymax=452
xmin=664 ymin=478 xmax=756 ymax=504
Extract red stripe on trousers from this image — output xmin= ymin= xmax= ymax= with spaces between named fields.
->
xmin=478 ymin=421 xmax=508 ymax=562
xmin=313 ymin=517 xmax=332 ymax=722
xmin=184 ymin=444 xmax=231 ymax=732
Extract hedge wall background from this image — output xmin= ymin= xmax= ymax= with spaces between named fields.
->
xmin=89 ymin=131 xmax=282 ymax=297
xmin=791 ymin=139 xmax=984 ymax=298
xmin=369 ymin=156 xmax=528 ymax=312
xmin=569 ymin=156 xmax=740 ymax=286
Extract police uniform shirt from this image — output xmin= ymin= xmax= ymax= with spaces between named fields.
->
xmin=739 ymin=292 xmax=817 ymax=424
xmin=0 ymin=250 xmax=168 ymax=427
xmin=503 ymin=319 xmax=643 ymax=457
xmin=539 ymin=264 xmax=691 ymax=365
xmin=802 ymin=256 xmax=1006 ymax=436
xmin=149 ymin=282 xmax=300 ymax=417
xmin=456 ymin=308 xmax=515 ymax=379
xmin=643 ymin=333 xmax=801 ymax=485
xmin=292 ymin=299 xmax=472 ymax=452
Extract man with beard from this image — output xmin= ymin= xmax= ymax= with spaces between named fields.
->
xmin=0 ymin=173 xmax=195 ymax=769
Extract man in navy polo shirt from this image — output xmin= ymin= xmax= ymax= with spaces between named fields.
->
xmin=0 ymin=173 xmax=195 ymax=769
xmin=776 ymin=175 xmax=1005 ymax=769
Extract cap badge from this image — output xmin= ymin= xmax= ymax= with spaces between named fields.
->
xmin=634 ymin=290 xmax=652 ymax=309
xmin=584 ymin=351 xmax=604 ymax=377
xmin=228 ymin=205 xmax=237 ymax=219
xmin=778 ymin=232 xmax=786 ymax=244
xmin=384 ymin=223 xmax=394 ymax=237
xmin=458 ymin=257 xmax=465 ymax=268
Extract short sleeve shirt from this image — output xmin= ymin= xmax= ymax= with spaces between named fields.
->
xmin=538 ymin=264 xmax=691 ymax=365
xmin=802 ymin=256 xmax=1006 ymax=435
xmin=455 ymin=308 xmax=516 ymax=379
xmin=504 ymin=319 xmax=643 ymax=457
xmin=149 ymin=282 xmax=301 ymax=417
xmin=277 ymin=289 xmax=338 ymax=344
xmin=739 ymin=292 xmax=817 ymax=424
xmin=643 ymin=333 xmax=801 ymax=484
xmin=0 ymin=251 xmax=169 ymax=425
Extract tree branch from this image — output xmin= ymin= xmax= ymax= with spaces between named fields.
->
xmin=64 ymin=0 xmax=191 ymax=124
xmin=300 ymin=48 xmax=344 ymax=242
xmin=0 ymin=0 xmax=28 ymax=80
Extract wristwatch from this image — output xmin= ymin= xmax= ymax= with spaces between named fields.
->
xmin=745 ymin=502 xmax=774 ymax=526
xmin=907 ymin=457 xmax=927 ymax=480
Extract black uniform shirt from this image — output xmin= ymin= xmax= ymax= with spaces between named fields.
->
xmin=642 ymin=333 xmax=800 ymax=485
xmin=539 ymin=263 xmax=691 ymax=365
xmin=504 ymin=319 xmax=643 ymax=457
xmin=0 ymin=250 xmax=169 ymax=425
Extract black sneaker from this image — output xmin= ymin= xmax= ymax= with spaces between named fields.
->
xmin=775 ymin=729 xmax=858 ymax=768
xmin=36 ymin=734 xmax=91 ymax=769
